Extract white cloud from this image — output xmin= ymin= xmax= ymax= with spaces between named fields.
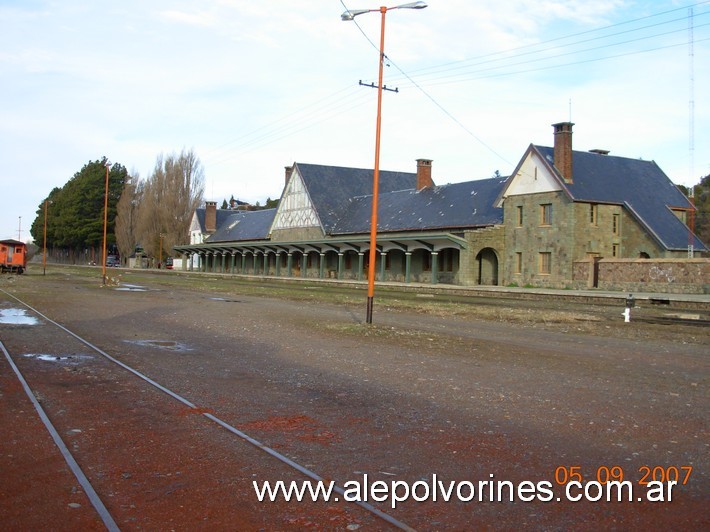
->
xmin=159 ymin=9 xmax=217 ymax=27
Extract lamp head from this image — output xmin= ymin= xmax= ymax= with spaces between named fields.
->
xmin=341 ymin=8 xmax=371 ymax=21
xmin=397 ymin=1 xmax=427 ymax=8
xmin=341 ymin=2 xmax=426 ymax=20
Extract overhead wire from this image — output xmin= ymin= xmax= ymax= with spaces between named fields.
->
xmin=204 ymin=87 xmax=373 ymax=168
xmin=202 ymin=83 xmax=369 ymax=167
xmin=205 ymin=1 xmax=708 ymax=173
xmin=403 ymin=22 xmax=710 ymax=87
xmin=405 ymin=1 xmax=710 ymax=77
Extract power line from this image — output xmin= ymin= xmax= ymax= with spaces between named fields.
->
xmin=401 ymin=15 xmax=710 ymax=84
xmin=404 ymin=35 xmax=710 ymax=88
xmin=407 ymin=1 xmax=710 ymax=77
xmin=204 ymin=1 xmax=709 ymax=172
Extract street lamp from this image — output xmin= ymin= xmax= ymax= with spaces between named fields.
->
xmin=159 ymin=232 xmax=165 ymax=269
xmin=341 ymin=2 xmax=427 ymax=324
xmin=101 ymin=160 xmax=111 ymax=286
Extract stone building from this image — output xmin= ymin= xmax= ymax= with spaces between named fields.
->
xmin=496 ymin=122 xmax=706 ymax=287
xmin=175 ymin=122 xmax=706 ymax=288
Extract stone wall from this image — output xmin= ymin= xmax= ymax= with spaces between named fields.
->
xmin=503 ymin=191 xmax=573 ymax=287
xmin=460 ymin=226 xmax=505 ymax=286
xmin=573 ymin=258 xmax=710 ymax=294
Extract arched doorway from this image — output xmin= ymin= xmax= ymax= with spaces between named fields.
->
xmin=475 ymin=248 xmax=499 ymax=285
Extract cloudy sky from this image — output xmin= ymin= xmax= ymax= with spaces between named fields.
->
xmin=1 ymin=0 xmax=708 ymax=241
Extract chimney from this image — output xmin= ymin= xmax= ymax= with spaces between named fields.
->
xmin=205 ymin=201 xmax=217 ymax=233
xmin=416 ymin=159 xmax=434 ymax=190
xmin=552 ymin=122 xmax=574 ymax=184
xmin=284 ymin=165 xmax=293 ymax=186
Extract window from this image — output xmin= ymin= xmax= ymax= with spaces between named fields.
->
xmin=612 ymin=214 xmax=620 ymax=235
xmin=612 ymin=244 xmax=619 ymax=257
xmin=671 ymin=208 xmax=687 ymax=224
xmin=515 ymin=252 xmax=522 ymax=274
xmin=540 ymin=204 xmax=552 ymax=225
xmin=516 ymin=206 xmax=523 ymax=226
xmin=539 ymin=252 xmax=551 ymax=274
xmin=590 ymin=204 xmax=598 ymax=225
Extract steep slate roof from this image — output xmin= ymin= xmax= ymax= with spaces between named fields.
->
xmin=295 ymin=163 xmax=416 ymax=233
xmin=534 ymin=146 xmax=706 ymax=251
xmin=194 ymin=207 xmax=236 ymax=234
xmin=331 ymin=177 xmax=506 ymax=235
xmin=206 ymin=209 xmax=276 ymax=242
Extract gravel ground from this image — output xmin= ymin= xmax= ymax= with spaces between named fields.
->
xmin=0 ymin=267 xmax=707 ymax=530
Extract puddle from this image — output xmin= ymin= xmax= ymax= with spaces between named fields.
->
xmin=209 ymin=297 xmax=242 ymax=303
xmin=24 ymin=354 xmax=94 ymax=363
xmin=124 ymin=339 xmax=193 ymax=352
xmin=115 ymin=284 xmax=148 ymax=292
xmin=0 ymin=308 xmax=39 ymax=325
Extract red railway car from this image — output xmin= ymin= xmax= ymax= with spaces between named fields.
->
xmin=0 ymin=239 xmax=27 ymax=274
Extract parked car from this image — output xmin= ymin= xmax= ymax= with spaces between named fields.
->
xmin=106 ymin=255 xmax=120 ymax=267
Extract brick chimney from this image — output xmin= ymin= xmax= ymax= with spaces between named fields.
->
xmin=552 ymin=122 xmax=574 ymax=184
xmin=284 ymin=165 xmax=293 ymax=186
xmin=205 ymin=201 xmax=217 ymax=233
xmin=416 ymin=159 xmax=434 ymax=190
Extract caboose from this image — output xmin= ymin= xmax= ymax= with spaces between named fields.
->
xmin=0 ymin=239 xmax=27 ymax=274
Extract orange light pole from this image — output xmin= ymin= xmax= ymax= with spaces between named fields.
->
xmin=342 ymin=2 xmax=427 ymax=324
xmin=101 ymin=160 xmax=111 ymax=285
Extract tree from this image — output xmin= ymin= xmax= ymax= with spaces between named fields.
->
xmin=135 ymin=149 xmax=205 ymax=260
xmin=221 ymin=199 xmax=229 ymax=209
xmin=692 ymin=174 xmax=710 ymax=247
xmin=30 ymin=158 xmax=128 ymax=262
xmin=115 ymin=171 xmax=143 ymax=263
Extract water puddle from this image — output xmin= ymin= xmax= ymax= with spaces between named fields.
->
xmin=209 ymin=297 xmax=242 ymax=303
xmin=0 ymin=308 xmax=39 ymax=325
xmin=115 ymin=284 xmax=148 ymax=292
xmin=24 ymin=354 xmax=94 ymax=363
xmin=124 ymin=339 xmax=193 ymax=352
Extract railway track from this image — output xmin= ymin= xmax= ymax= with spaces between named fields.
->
xmin=2 ymin=272 xmax=707 ymax=530
xmin=0 ymin=289 xmax=412 ymax=530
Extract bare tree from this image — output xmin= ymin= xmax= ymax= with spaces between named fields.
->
xmin=115 ymin=170 xmax=143 ymax=263
xmin=136 ymin=149 xmax=205 ymax=261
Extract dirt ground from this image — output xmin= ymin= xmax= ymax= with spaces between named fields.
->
xmin=0 ymin=267 xmax=707 ymax=530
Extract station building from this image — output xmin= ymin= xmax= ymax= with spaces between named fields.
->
xmin=174 ymin=122 xmax=706 ymax=289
